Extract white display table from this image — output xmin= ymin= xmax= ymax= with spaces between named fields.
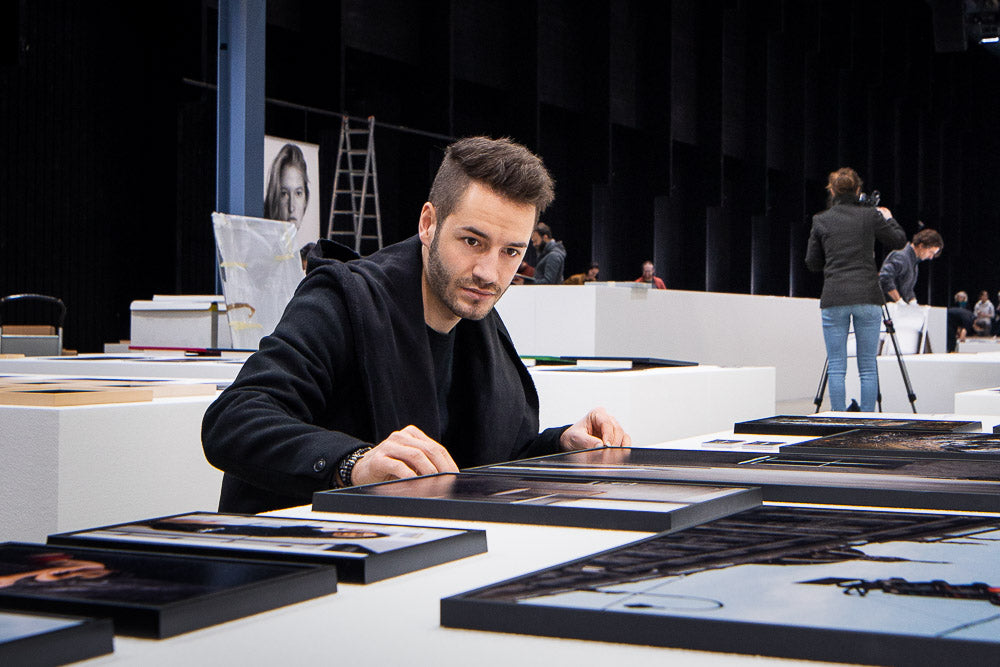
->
xmin=954 ymin=386 xmax=1000 ymax=416
xmin=94 ymin=508 xmax=825 ymax=667
xmin=529 ymin=364 xmax=775 ymax=445
xmin=497 ymin=284 xmax=947 ymax=402
xmin=0 ymin=395 xmax=223 ymax=543
xmin=845 ymin=352 xmax=1000 ymax=413
xmin=0 ymin=353 xmax=246 ymax=381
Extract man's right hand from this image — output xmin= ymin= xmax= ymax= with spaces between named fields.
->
xmin=350 ymin=425 xmax=458 ymax=486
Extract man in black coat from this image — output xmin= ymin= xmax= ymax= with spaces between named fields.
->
xmin=202 ymin=137 xmax=630 ymax=513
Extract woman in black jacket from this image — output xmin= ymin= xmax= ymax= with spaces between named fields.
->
xmin=805 ymin=168 xmax=906 ymax=411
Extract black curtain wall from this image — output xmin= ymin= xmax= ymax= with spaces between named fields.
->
xmin=2 ymin=0 xmax=998 ymax=351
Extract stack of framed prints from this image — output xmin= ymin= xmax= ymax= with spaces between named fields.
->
xmin=441 ymin=505 xmax=1000 ymax=665
xmin=0 ymin=542 xmax=337 ymax=638
xmin=48 ymin=512 xmax=487 ymax=584
xmin=733 ymin=414 xmax=982 ymax=436
xmin=0 ymin=610 xmax=113 ymax=666
xmin=781 ymin=429 xmax=1000 ymax=460
xmin=472 ymin=447 xmax=1000 ymax=512
xmin=313 ymin=472 xmax=761 ymax=531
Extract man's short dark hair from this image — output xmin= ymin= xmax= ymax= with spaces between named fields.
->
xmin=913 ymin=228 xmax=943 ymax=249
xmin=428 ymin=136 xmax=555 ymax=224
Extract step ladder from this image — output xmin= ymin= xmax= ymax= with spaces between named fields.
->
xmin=327 ymin=115 xmax=383 ymax=255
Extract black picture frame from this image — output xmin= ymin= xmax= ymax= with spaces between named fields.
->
xmin=441 ymin=506 xmax=1000 ymax=665
xmin=0 ymin=610 xmax=113 ymax=666
xmin=471 ymin=447 xmax=1000 ymax=512
xmin=733 ymin=414 xmax=982 ymax=436
xmin=313 ymin=472 xmax=760 ymax=532
xmin=0 ymin=542 xmax=337 ymax=638
xmin=48 ymin=512 xmax=487 ymax=584
xmin=781 ymin=429 xmax=1000 ymax=461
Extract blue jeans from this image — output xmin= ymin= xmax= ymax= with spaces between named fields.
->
xmin=821 ymin=304 xmax=882 ymax=412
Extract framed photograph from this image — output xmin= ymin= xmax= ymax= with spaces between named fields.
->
xmin=782 ymin=429 xmax=1000 ymax=461
xmin=1 ymin=610 xmax=113 ymax=666
xmin=0 ymin=542 xmax=337 ymax=638
xmin=472 ymin=447 xmax=1000 ymax=512
xmin=49 ymin=512 xmax=487 ymax=584
xmin=313 ymin=472 xmax=760 ymax=532
xmin=733 ymin=414 xmax=982 ymax=436
xmin=442 ymin=506 xmax=1000 ymax=665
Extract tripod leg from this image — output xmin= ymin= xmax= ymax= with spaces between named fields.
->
xmin=882 ymin=303 xmax=918 ymax=413
xmin=813 ymin=357 xmax=829 ymax=413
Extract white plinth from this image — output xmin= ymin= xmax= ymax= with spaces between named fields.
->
xmin=0 ymin=395 xmax=222 ymax=543
xmin=530 ymin=364 xmax=775 ymax=445
xmin=0 ymin=353 xmax=246 ymax=381
xmin=497 ymin=284 xmax=946 ymax=402
xmin=954 ymin=387 xmax=1000 ymax=416
xmin=844 ymin=352 xmax=1000 ymax=413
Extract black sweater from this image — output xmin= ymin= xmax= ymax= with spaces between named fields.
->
xmin=805 ymin=197 xmax=906 ymax=308
xmin=202 ymin=236 xmax=564 ymax=513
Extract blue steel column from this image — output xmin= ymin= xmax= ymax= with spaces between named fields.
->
xmin=215 ymin=0 xmax=265 ymax=291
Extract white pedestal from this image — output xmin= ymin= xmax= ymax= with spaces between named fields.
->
xmin=0 ymin=396 xmax=223 ymax=543
xmin=0 ymin=353 xmax=246 ymax=381
xmin=843 ymin=352 xmax=1000 ymax=413
xmin=530 ymin=364 xmax=775 ymax=445
xmin=497 ymin=285 xmax=946 ymax=402
xmin=954 ymin=387 xmax=1000 ymax=416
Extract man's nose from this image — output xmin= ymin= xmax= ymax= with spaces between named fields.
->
xmin=472 ymin=253 xmax=500 ymax=286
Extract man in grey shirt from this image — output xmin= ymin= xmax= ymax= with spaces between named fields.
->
xmin=879 ymin=228 xmax=944 ymax=304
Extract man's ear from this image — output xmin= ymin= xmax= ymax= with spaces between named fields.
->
xmin=418 ymin=202 xmax=436 ymax=248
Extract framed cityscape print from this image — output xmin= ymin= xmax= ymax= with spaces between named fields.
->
xmin=733 ymin=414 xmax=982 ymax=436
xmin=442 ymin=505 xmax=1000 ymax=665
xmin=781 ymin=429 xmax=1000 ymax=461
xmin=0 ymin=542 xmax=337 ymax=638
xmin=49 ymin=512 xmax=487 ymax=584
xmin=473 ymin=447 xmax=1000 ymax=512
xmin=313 ymin=472 xmax=760 ymax=532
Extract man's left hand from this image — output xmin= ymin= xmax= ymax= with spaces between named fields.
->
xmin=559 ymin=407 xmax=631 ymax=451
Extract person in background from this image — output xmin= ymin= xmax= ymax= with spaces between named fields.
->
xmin=973 ymin=290 xmax=995 ymax=336
xmin=805 ymin=167 xmax=906 ymax=412
xmin=953 ymin=291 xmax=970 ymax=310
xmin=634 ymin=261 xmax=665 ymax=289
xmin=529 ymin=223 xmax=566 ymax=284
xmin=878 ymin=228 xmax=943 ymax=305
xmin=564 ymin=262 xmax=600 ymax=285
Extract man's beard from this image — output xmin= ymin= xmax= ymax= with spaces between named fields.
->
xmin=426 ymin=234 xmax=504 ymax=321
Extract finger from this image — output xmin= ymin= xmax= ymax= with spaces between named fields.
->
xmin=393 ymin=426 xmax=458 ymax=472
xmin=378 ymin=441 xmax=441 ymax=477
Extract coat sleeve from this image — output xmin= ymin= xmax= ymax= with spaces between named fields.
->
xmin=878 ymin=250 xmax=905 ymax=298
xmin=874 ymin=213 xmax=906 ymax=251
xmin=804 ymin=220 xmax=825 ymax=272
xmin=202 ymin=269 xmax=371 ymax=498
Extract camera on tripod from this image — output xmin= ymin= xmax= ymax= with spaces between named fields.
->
xmin=858 ymin=190 xmax=881 ymax=207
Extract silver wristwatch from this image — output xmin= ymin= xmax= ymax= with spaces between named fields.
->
xmin=337 ymin=446 xmax=372 ymax=487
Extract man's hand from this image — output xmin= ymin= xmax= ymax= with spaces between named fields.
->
xmin=350 ymin=425 xmax=458 ymax=486
xmin=876 ymin=206 xmax=893 ymax=220
xmin=559 ymin=407 xmax=631 ymax=452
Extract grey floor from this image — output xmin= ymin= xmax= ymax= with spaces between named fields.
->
xmin=774 ymin=396 xmax=824 ymax=416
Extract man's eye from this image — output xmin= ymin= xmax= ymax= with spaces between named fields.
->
xmin=504 ymin=247 xmax=522 ymax=257
xmin=464 ymin=237 xmax=480 ymax=247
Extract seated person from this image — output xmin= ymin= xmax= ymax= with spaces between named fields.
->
xmin=202 ymin=136 xmax=631 ymax=513
xmin=563 ymin=262 xmax=600 ymax=285
xmin=634 ymin=260 xmax=665 ymax=289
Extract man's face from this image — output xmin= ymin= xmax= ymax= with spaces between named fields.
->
xmin=420 ymin=182 xmax=536 ymax=331
xmin=915 ymin=245 xmax=941 ymax=261
xmin=279 ymin=165 xmax=308 ymax=224
xmin=530 ymin=230 xmax=544 ymax=251
xmin=642 ymin=262 xmax=654 ymax=280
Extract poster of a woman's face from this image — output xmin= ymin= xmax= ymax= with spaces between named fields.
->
xmin=263 ymin=136 xmax=320 ymax=253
